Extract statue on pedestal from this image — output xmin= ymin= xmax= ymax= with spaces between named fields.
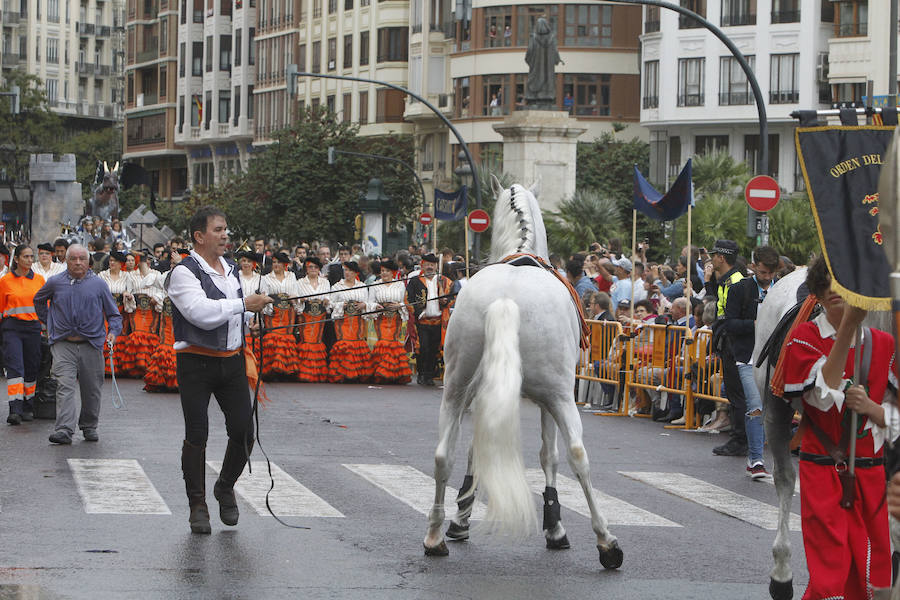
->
xmin=525 ymin=17 xmax=562 ymax=110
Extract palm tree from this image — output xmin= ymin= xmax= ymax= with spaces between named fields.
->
xmin=692 ymin=150 xmax=752 ymax=196
xmin=545 ymin=189 xmax=623 ymax=257
xmin=768 ymin=194 xmax=820 ymax=264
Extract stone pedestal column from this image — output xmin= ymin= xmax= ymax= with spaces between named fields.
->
xmin=492 ymin=110 xmax=586 ymax=212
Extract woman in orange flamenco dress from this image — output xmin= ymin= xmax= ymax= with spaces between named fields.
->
xmin=98 ymin=251 xmax=134 ymax=376
xmin=143 ymin=295 xmax=178 ymax=392
xmin=259 ymin=252 xmax=302 ymax=380
xmin=328 ymin=261 xmax=374 ymax=383
xmin=365 ymin=259 xmax=411 ymax=384
xmin=295 ymin=256 xmax=331 ymax=383
xmin=121 ymin=252 xmax=160 ymax=378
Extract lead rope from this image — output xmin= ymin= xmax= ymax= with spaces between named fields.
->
xmin=107 ymin=339 xmax=126 ymax=410
xmin=247 ymin=306 xmax=310 ymax=530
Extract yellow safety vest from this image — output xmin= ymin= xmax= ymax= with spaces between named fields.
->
xmin=716 ymin=270 xmax=745 ymax=318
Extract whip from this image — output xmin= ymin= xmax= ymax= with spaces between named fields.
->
xmin=107 ymin=339 xmax=126 ymax=410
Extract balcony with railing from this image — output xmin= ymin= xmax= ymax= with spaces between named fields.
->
xmin=95 ymin=64 xmax=112 ymax=76
xmin=719 ymin=91 xmax=751 ymax=105
xmin=721 ymin=12 xmax=755 ymax=27
xmin=136 ymin=93 xmax=158 ymax=105
xmin=76 ymin=61 xmax=95 ymax=74
xmin=642 ymin=96 xmax=658 ymax=109
xmin=644 ymin=20 xmax=659 ymax=33
xmin=137 ymin=39 xmax=159 ymax=62
xmin=1 ymin=11 xmax=20 ymax=23
xmin=77 ymin=21 xmax=95 ymax=34
xmin=677 ymin=93 xmax=704 ymax=107
xmin=769 ymin=90 xmax=799 ymax=104
xmin=97 ymin=25 xmax=111 ymax=36
xmin=1 ymin=53 xmax=19 ymax=66
xmin=47 ymin=13 xmax=59 ymax=22
xmin=835 ymin=22 xmax=867 ymax=37
xmin=770 ymin=9 xmax=799 ymax=23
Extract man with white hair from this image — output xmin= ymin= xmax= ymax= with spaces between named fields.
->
xmin=34 ymin=244 xmax=122 ymax=444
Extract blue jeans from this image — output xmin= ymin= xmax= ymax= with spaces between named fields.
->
xmin=737 ymin=363 xmax=764 ymax=463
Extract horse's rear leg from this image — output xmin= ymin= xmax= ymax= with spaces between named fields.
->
xmin=539 ymin=407 xmax=569 ymax=550
xmin=548 ymin=396 xmax=622 ymax=569
xmin=446 ymin=443 xmax=475 ymax=541
xmin=766 ymin=394 xmax=797 ymax=600
xmin=424 ymin=385 xmax=466 ymax=556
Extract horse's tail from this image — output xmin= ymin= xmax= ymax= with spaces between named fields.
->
xmin=469 ymin=298 xmax=537 ymax=537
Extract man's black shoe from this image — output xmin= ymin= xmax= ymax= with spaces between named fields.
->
xmin=652 ymin=408 xmax=669 ymax=422
xmin=423 ymin=378 xmax=436 ymax=387
xmin=49 ymin=431 xmax=72 ymax=445
xmin=713 ymin=437 xmax=748 ymax=457
xmin=7 ymin=413 xmax=21 ymax=425
xmin=83 ymin=429 xmax=99 ymax=442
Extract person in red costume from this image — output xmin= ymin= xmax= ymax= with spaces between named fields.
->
xmin=782 ymin=256 xmax=898 ymax=600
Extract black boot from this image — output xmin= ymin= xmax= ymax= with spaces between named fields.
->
xmin=7 ymin=400 xmax=22 ymax=425
xmin=213 ymin=436 xmax=253 ymax=526
xmin=181 ymin=440 xmax=211 ymax=534
xmin=21 ymin=398 xmax=34 ymax=422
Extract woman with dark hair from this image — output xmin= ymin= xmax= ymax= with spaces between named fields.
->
xmin=259 ymin=252 xmax=301 ymax=379
xmin=296 ymin=256 xmax=331 ymax=382
xmin=1 ymin=246 xmax=45 ymax=424
xmin=328 ymin=261 xmax=373 ymax=382
xmin=366 ymin=259 xmax=411 ymax=384
xmin=98 ymin=250 xmax=134 ymax=376
xmin=781 ymin=255 xmax=897 ymax=600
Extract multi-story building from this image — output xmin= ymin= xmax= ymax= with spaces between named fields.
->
xmin=1 ymin=0 xmax=125 ymax=123
xmin=827 ymin=0 xmax=896 ymax=107
xmin=122 ymin=0 xmax=186 ymax=200
xmin=639 ymin=0 xmax=836 ymax=194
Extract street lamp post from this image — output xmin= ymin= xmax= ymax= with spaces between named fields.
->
xmin=453 ymin=150 xmax=474 ymax=268
xmin=287 ymin=68 xmax=485 ymax=260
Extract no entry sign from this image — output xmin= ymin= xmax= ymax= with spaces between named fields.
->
xmin=467 ymin=209 xmax=491 ymax=233
xmin=419 ymin=213 xmax=433 ymax=226
xmin=744 ymin=175 xmax=781 ymax=212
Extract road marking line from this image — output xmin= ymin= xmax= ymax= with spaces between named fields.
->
xmin=524 ymin=469 xmax=681 ymax=527
xmin=343 ymin=464 xmax=487 ymax=519
xmin=762 ymin=476 xmax=801 ymax=496
xmin=68 ymin=459 xmax=171 ymax=515
xmin=619 ymin=471 xmax=801 ymax=531
xmin=208 ymin=460 xmax=344 ymax=518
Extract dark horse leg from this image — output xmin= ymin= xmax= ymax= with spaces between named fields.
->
xmin=539 ymin=407 xmax=569 ymax=549
xmin=446 ymin=444 xmax=475 ymax=541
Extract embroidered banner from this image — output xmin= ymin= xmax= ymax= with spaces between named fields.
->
xmin=795 ymin=126 xmax=894 ymax=310
xmin=434 ymin=186 xmax=467 ymax=221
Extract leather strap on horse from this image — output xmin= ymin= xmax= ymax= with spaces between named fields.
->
xmin=770 ymin=294 xmax=818 ymax=398
xmin=499 ymin=253 xmax=591 ymax=350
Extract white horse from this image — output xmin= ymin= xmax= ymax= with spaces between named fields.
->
xmin=422 ymin=175 xmax=623 ymax=570
xmin=752 ymin=268 xmax=894 ymax=600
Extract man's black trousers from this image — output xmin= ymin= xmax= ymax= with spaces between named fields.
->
xmin=176 ymin=352 xmax=253 ymax=446
xmin=416 ymin=323 xmax=442 ymax=380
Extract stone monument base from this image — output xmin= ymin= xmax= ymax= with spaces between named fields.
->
xmin=492 ymin=110 xmax=586 ymax=212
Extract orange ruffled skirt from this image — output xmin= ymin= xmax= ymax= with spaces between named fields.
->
xmin=261 ymin=307 xmax=302 ymax=380
xmin=297 ymin=311 xmax=328 ymax=383
xmin=371 ymin=340 xmax=411 ymax=384
xmin=328 ymin=340 xmax=373 ymax=382
xmin=143 ymin=314 xmax=177 ymax=392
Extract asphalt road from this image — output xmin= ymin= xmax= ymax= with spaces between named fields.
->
xmin=0 ymin=378 xmax=807 ymax=599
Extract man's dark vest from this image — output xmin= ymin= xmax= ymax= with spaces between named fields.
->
xmin=168 ymin=255 xmax=243 ymax=351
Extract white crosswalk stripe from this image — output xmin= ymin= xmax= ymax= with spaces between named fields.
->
xmin=620 ymin=471 xmax=801 ymax=531
xmin=762 ymin=476 xmax=801 ymax=496
xmin=524 ymin=469 xmax=681 ymax=527
xmin=343 ymin=463 xmax=488 ymax=519
xmin=68 ymin=459 xmax=171 ymax=515
xmin=207 ymin=460 xmax=344 ymax=518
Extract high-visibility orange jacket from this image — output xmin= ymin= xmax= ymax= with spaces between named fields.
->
xmin=0 ymin=270 xmax=46 ymax=322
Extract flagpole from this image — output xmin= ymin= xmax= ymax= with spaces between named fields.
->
xmin=464 ymin=219 xmax=470 ymax=279
xmin=685 ymin=203 xmax=692 ymax=300
xmin=630 ymin=209 xmax=637 ymax=324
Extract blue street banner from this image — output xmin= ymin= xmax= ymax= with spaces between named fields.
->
xmin=633 ymin=159 xmax=693 ymax=221
xmin=434 ymin=186 xmax=468 ymax=221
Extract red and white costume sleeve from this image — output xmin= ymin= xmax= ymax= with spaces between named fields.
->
xmin=782 ymin=313 xmax=899 ymax=600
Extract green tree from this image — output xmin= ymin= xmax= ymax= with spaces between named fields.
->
xmin=768 ymin=193 xmax=820 ymax=264
xmin=692 ymin=150 xmax=753 ymax=196
xmin=59 ymin=126 xmax=124 ymax=200
xmin=545 ymin=189 xmax=624 ymax=257
xmin=0 ymin=71 xmax=62 ymax=185
xmin=576 ymin=131 xmax=649 ymax=215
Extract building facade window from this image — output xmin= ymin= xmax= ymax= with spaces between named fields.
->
xmin=298 ymin=43 xmax=306 ymax=70
xmin=744 ymin=134 xmax=779 ymax=178
xmin=219 ymin=90 xmax=230 ymax=122
xmin=718 ymin=55 xmax=754 ymax=105
xmin=377 ymin=27 xmax=407 ymax=62
xmin=342 ymin=92 xmax=351 ymax=121
xmin=358 ymin=90 xmax=367 ymax=124
xmin=376 ymin=88 xmax=404 ymax=122
xmin=328 ymin=0 xmax=336 ymax=14
xmin=645 ymin=6 xmax=660 ymax=32
xmin=835 ymin=1 xmax=867 ymax=37
xmin=359 ymin=31 xmax=369 ymax=65
xmin=327 ymin=36 xmax=336 ymax=70
xmin=127 ymin=113 xmax=167 ymax=146
xmin=720 ymin=0 xmax=756 ymax=26
xmin=563 ymin=73 xmax=610 ymax=115
xmin=643 ymin=60 xmax=658 ymax=108
xmin=679 ymin=0 xmax=705 ymax=28
xmin=312 ymin=0 xmax=321 ymax=18
xmin=220 ymin=34 xmax=231 ymax=70
xmin=343 ymin=34 xmax=352 ymax=68
xmin=564 ymin=5 xmax=612 ymax=46
xmin=516 ymin=5 xmax=558 ymax=48
xmin=831 ymin=81 xmax=866 ymax=107
xmin=159 ymin=65 xmax=167 ymax=98
xmin=695 ymin=135 xmax=728 ymax=155
xmin=677 ymin=57 xmax=704 ymax=106
xmin=482 ymin=74 xmax=506 ymax=116
xmin=205 ymin=35 xmax=212 ymax=71
xmin=248 ymin=28 xmax=255 ymax=64
xmin=484 ymin=6 xmax=512 ymax=47
xmin=192 ymin=41 xmax=202 ymax=74
xmin=47 ymin=37 xmax=58 ymax=63
xmin=770 ymin=53 xmax=799 ymax=104
xmin=312 ymin=40 xmax=321 ymax=72
xmin=455 ymin=76 xmax=469 ymax=117
xmin=771 ymin=0 xmax=799 ymax=23
xmin=46 ymin=78 xmax=58 ymax=102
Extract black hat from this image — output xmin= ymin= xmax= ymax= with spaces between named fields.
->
xmin=273 ymin=251 xmax=291 ymax=265
xmin=109 ymin=251 xmax=127 ymax=264
xmin=421 ymin=253 xmax=439 ymax=263
xmin=37 ymin=243 xmax=54 ymax=253
xmin=343 ymin=261 xmax=361 ymax=274
xmin=380 ymin=258 xmax=398 ymax=272
xmin=304 ymin=256 xmax=323 ymax=269
xmin=236 ymin=250 xmax=263 ymax=263
xmin=709 ymin=240 xmax=738 ymax=256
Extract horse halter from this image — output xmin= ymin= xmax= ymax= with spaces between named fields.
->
xmin=509 ymin=185 xmax=530 ymax=253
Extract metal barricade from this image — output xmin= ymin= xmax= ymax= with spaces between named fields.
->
xmin=624 ymin=323 xmax=692 ymax=421
xmin=575 ymin=320 xmax=625 ymax=410
xmin=683 ymin=328 xmax=729 ymax=429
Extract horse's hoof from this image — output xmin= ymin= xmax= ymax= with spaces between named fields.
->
xmin=768 ymin=578 xmax=793 ymax=600
xmin=424 ymin=541 xmax=449 ymax=557
xmin=546 ymin=534 xmax=570 ymax=550
xmin=446 ymin=522 xmax=469 ymax=541
xmin=597 ymin=540 xmax=623 ymax=569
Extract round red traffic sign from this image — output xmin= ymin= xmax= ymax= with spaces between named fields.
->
xmin=419 ymin=212 xmax=433 ymax=226
xmin=744 ymin=175 xmax=780 ymax=212
xmin=467 ymin=209 xmax=491 ymax=233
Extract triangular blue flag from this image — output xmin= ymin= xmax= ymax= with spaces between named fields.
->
xmin=633 ymin=159 xmax=693 ymax=221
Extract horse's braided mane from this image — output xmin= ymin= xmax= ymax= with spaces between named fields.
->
xmin=509 ymin=185 xmax=533 ymax=254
